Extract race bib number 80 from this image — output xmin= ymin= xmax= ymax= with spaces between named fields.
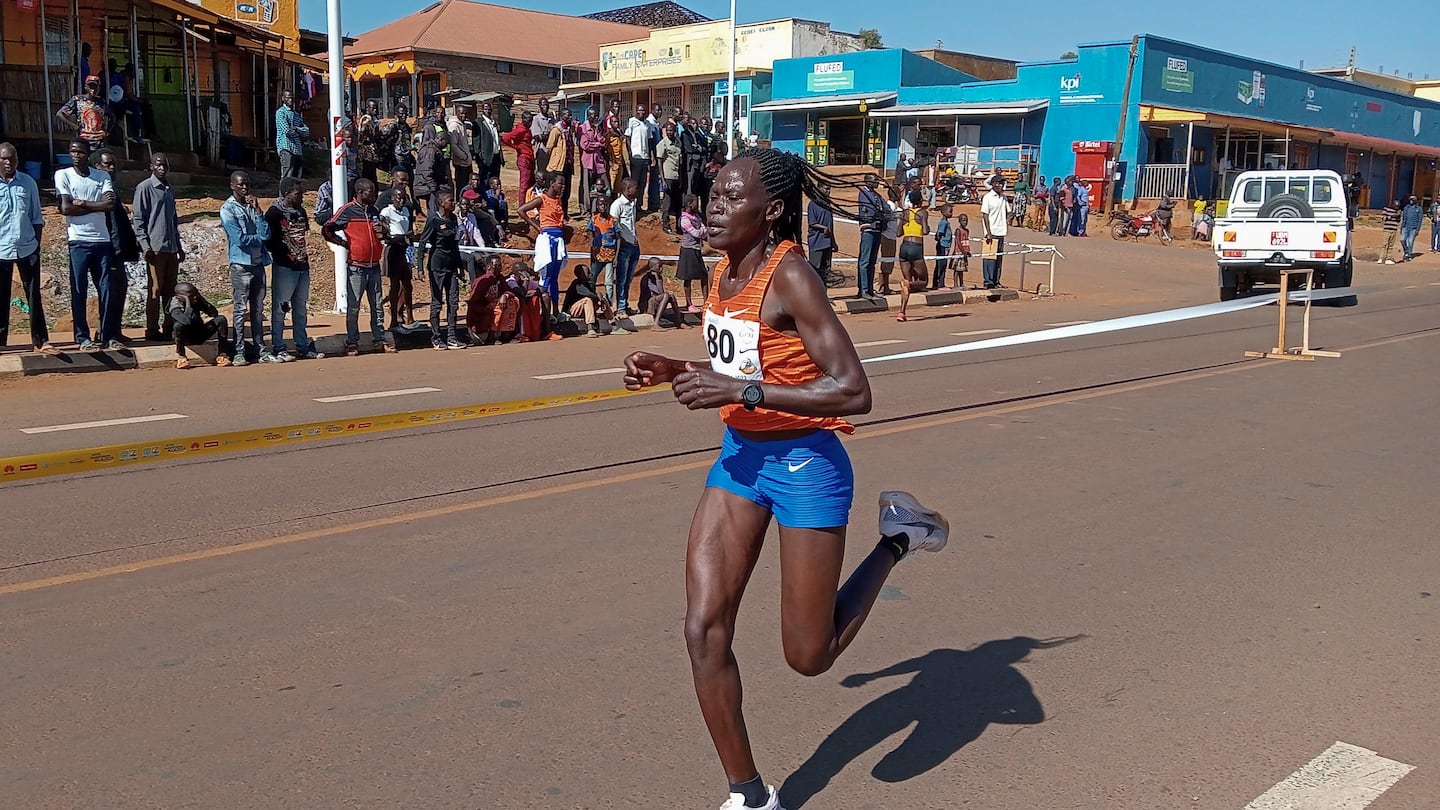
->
xmin=704 ymin=309 xmax=763 ymax=381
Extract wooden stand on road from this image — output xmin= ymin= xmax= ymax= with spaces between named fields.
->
xmin=1245 ymin=267 xmax=1342 ymax=361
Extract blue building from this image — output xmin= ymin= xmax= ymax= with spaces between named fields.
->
xmin=755 ymin=36 xmax=1440 ymax=208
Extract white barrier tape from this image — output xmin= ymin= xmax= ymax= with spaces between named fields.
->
xmin=861 ymin=287 xmax=1361 ymax=365
xmin=456 ymin=244 xmax=1059 ymax=263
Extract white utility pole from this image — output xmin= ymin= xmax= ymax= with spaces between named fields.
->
xmin=327 ymin=0 xmax=349 ymax=313
xmin=725 ymin=0 xmax=736 ymax=158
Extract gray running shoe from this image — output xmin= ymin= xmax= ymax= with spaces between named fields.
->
xmin=878 ymin=490 xmax=949 ymax=556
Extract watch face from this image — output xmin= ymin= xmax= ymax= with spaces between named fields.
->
xmin=743 ymin=383 xmax=763 ymax=408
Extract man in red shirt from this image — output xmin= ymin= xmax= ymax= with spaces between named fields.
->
xmin=502 ymin=110 xmax=537 ymax=200
xmin=323 ymin=178 xmax=395 ymax=355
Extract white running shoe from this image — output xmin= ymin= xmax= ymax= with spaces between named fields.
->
xmin=719 ymin=786 xmax=783 ymax=810
xmin=878 ymin=490 xmax=949 ymax=556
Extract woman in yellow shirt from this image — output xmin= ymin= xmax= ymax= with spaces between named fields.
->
xmin=895 ymin=190 xmax=929 ymax=321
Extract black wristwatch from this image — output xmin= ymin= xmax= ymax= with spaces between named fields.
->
xmin=741 ymin=382 xmax=764 ymax=411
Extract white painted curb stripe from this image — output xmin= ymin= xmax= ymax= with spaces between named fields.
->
xmin=533 ymin=368 xmax=626 ymax=381
xmin=314 ymin=387 xmax=442 ymax=403
xmin=1244 ymin=741 xmax=1414 ymax=809
xmin=950 ymin=329 xmax=1010 ymax=337
xmin=853 ymin=339 xmax=908 ymax=348
xmin=19 ymin=413 xmax=188 ymax=434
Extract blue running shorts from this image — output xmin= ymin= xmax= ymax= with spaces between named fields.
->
xmin=705 ymin=427 xmax=854 ymax=529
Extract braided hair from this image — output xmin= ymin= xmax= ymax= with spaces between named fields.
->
xmin=734 ymin=147 xmax=880 ymax=246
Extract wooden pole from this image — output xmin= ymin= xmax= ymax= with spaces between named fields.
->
xmin=1104 ymin=35 xmax=1140 ymax=213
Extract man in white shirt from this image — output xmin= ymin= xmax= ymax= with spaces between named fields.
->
xmin=979 ymin=177 xmax=1010 ymax=289
xmin=55 ymin=138 xmax=121 ymax=350
xmin=447 ymin=104 xmax=474 ymax=194
xmin=625 ymin=103 xmax=655 ymax=213
xmin=609 ymin=177 xmax=640 ymax=314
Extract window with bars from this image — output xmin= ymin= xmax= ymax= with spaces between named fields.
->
xmin=653 ymin=86 xmax=682 ymax=117
xmin=496 ymin=61 xmax=515 ymax=75
xmin=686 ymin=84 xmax=712 ymax=121
xmin=45 ymin=18 xmax=70 ymax=67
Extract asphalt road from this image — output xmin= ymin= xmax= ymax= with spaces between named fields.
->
xmin=1 ymin=279 xmax=1437 ymax=809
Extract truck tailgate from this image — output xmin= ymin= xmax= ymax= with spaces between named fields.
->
xmin=1214 ymin=219 xmax=1348 ymax=262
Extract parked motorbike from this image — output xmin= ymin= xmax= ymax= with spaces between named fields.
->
xmin=1109 ymin=209 xmax=1171 ymax=244
xmin=938 ymin=174 xmax=977 ymax=205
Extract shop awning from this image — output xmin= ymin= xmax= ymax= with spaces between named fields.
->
xmin=1139 ymin=105 xmax=1332 ymax=141
xmin=350 ymin=57 xmax=418 ymax=80
xmin=868 ymin=99 xmax=1048 ymax=118
xmin=750 ymin=92 xmax=897 ymax=113
xmin=1319 ymin=131 xmax=1440 ymax=158
xmin=453 ymin=91 xmax=512 ymax=104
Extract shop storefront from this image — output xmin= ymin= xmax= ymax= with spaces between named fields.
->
xmin=768 ymin=37 xmax=1440 ymax=206
xmin=760 ymin=49 xmax=973 ymax=168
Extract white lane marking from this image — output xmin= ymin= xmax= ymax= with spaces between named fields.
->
xmin=1244 ymin=741 xmax=1414 ymax=810
xmin=950 ymin=329 xmax=1009 ymax=337
xmin=313 ymin=387 xmax=442 ymax=403
xmin=1045 ymin=320 xmax=1094 ymax=327
xmin=853 ymin=339 xmax=908 ymax=348
xmin=532 ymin=368 xmax=626 ymax=381
xmin=1430 ymin=282 xmax=1440 ymax=286
xmin=19 ymin=413 xmax=188 ymax=435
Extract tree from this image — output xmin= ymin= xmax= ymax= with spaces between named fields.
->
xmin=858 ymin=28 xmax=884 ymax=50
xmin=1060 ymin=50 xmax=1078 ymax=59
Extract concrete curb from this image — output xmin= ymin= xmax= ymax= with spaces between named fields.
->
xmin=0 ymin=313 xmax=665 ymax=378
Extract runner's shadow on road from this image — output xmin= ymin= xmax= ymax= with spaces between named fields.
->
xmin=781 ymin=635 xmax=1085 ymax=808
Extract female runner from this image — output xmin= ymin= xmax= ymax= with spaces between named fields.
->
xmin=623 ymin=148 xmax=950 ymax=810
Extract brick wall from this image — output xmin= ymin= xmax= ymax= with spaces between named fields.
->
xmin=421 ymin=53 xmax=593 ymax=98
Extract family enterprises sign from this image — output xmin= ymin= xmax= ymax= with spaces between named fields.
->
xmin=598 ymin=20 xmax=793 ymax=83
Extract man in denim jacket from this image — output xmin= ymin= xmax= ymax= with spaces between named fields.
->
xmin=219 ymin=171 xmax=271 ymax=365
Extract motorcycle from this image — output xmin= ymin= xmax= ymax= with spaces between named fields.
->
xmin=1109 ymin=209 xmax=1171 ymax=244
xmin=938 ymin=174 xmax=977 ymax=205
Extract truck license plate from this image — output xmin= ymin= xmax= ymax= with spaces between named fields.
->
xmin=1270 ymin=231 xmax=1289 ymax=246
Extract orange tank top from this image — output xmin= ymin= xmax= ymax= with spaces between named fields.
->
xmin=538 ymin=194 xmax=565 ymax=229
xmin=703 ymin=241 xmax=855 ymax=435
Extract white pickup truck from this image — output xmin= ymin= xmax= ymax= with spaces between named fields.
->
xmin=1212 ymin=169 xmax=1355 ymax=302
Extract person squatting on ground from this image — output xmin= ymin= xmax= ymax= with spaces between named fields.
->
xmin=517 ymin=171 xmax=569 ymax=308
xmin=169 ymin=282 xmax=232 ymax=369
xmin=562 ymin=263 xmax=609 ymax=338
xmin=323 ymin=178 xmax=395 ymax=356
xmin=219 ymin=170 xmax=270 ymax=365
xmin=0 ymin=142 xmax=58 ymax=355
xmin=263 ymin=179 xmax=322 ymax=361
xmin=623 ymin=147 xmax=950 ymax=810
xmin=419 ymin=189 xmax=465 ymax=350
xmin=638 ymin=256 xmax=686 ymax=329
